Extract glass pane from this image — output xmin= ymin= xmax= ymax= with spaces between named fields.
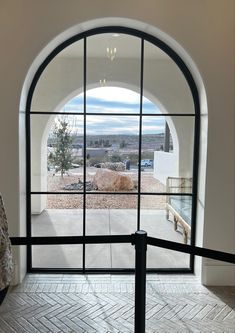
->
xmin=111 ymin=244 xmax=135 ymax=269
xmin=141 ymin=195 xmax=192 ymax=242
xmin=86 ymin=115 xmax=139 ymax=193
xmin=31 ymin=114 xmax=84 ymax=192
xmin=31 ymin=194 xmax=83 ymax=236
xmin=87 ymin=33 xmax=141 ymax=113
xmin=63 ymin=94 xmax=84 ymax=113
xmin=147 ymin=246 xmax=190 ymax=269
xmin=31 ymin=40 xmax=84 ymax=112
xmin=141 ymin=116 xmax=194 ymax=193
xmin=32 ymin=245 xmax=83 ymax=268
xmin=86 ymin=87 xmax=141 ymax=114
xmin=141 ymin=195 xmax=191 ymax=268
xmin=86 ymin=244 xmax=111 ymax=269
xmin=143 ymin=40 xmax=194 ymax=115
xmin=85 ymin=244 xmax=135 ymax=269
xmin=86 ymin=194 xmax=137 ymax=235
xmin=86 ymin=194 xmax=137 ymax=269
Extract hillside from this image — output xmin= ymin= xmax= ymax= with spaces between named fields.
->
xmin=48 ymin=133 xmax=172 ymax=151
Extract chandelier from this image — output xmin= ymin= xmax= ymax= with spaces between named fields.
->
xmin=106 ymin=47 xmax=117 ymax=61
xmin=99 ymin=78 xmax=107 ymax=86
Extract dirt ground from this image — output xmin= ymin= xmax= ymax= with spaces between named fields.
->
xmin=47 ymin=167 xmax=166 ymax=209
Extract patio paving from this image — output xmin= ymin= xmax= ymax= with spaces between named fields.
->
xmin=32 ymin=209 xmax=189 ymax=269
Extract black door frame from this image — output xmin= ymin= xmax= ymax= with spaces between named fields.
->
xmin=26 ymin=26 xmax=200 ymax=273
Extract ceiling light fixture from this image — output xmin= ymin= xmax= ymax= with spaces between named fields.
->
xmin=99 ymin=78 xmax=107 ymax=86
xmin=106 ymin=47 xmax=117 ymax=61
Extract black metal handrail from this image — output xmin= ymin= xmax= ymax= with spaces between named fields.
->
xmin=10 ymin=235 xmax=235 ymax=264
xmin=10 ymin=233 xmax=235 ymax=333
xmin=147 ymin=236 xmax=235 ymax=264
xmin=10 ymin=235 xmax=133 ymax=245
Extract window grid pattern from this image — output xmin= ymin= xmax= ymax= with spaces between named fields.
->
xmin=26 ymin=27 xmax=200 ymax=273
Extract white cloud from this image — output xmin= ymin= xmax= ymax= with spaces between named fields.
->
xmin=142 ymin=125 xmax=164 ymax=133
xmin=86 ymin=87 xmax=139 ymax=103
xmin=85 ymin=86 xmax=156 ymax=105
xmin=54 ymin=100 xmax=165 ymax=135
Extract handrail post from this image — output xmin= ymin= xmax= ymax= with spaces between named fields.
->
xmin=133 ymin=230 xmax=147 ymax=333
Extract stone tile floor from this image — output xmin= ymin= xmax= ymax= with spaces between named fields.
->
xmin=0 ymin=274 xmax=234 ymax=332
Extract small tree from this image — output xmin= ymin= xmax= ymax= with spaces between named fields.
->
xmin=110 ymin=153 xmax=122 ymax=163
xmin=50 ymin=120 xmax=73 ymax=177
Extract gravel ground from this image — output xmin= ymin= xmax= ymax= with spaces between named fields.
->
xmin=47 ymin=167 xmax=166 ymax=209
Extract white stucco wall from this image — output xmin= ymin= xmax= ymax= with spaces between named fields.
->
xmin=154 ymin=152 xmax=178 ymax=185
xmin=0 ymin=0 xmax=234 ymax=285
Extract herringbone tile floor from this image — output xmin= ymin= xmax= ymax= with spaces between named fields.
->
xmin=0 ymin=275 xmax=234 ymax=332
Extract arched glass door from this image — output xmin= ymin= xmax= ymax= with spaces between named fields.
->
xmin=27 ymin=27 xmax=199 ymax=273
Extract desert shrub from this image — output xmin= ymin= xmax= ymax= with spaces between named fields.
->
xmin=100 ymin=162 xmax=125 ymax=171
xmin=110 ymin=153 xmax=122 ymax=163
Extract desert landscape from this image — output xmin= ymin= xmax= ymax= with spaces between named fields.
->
xmin=47 ymin=166 xmax=167 ymax=210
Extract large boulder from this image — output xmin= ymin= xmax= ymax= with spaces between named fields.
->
xmin=93 ymin=169 xmax=134 ymax=191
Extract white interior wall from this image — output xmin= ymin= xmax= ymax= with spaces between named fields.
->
xmin=32 ymin=57 xmax=194 ymax=114
xmin=0 ymin=0 xmax=234 ymax=285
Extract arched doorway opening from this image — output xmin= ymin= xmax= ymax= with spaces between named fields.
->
xmin=26 ymin=27 xmax=200 ymax=272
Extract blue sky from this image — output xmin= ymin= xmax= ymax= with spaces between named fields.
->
xmin=57 ymin=87 xmax=165 ymax=135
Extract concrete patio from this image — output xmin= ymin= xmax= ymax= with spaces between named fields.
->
xmin=32 ymin=209 xmax=189 ymax=269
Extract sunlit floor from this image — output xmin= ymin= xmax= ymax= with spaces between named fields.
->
xmin=31 ymin=209 xmax=190 ymax=269
xmin=0 ymin=274 xmax=234 ymax=333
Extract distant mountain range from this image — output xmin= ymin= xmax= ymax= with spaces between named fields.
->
xmin=48 ymin=133 xmax=172 ymax=151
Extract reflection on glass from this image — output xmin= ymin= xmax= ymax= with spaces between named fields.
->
xmin=31 ymin=194 xmax=83 ymax=237
xmin=31 ymin=114 xmax=84 ymax=192
xmin=32 ymin=245 xmax=83 ymax=268
xmin=31 ymin=40 xmax=84 ymax=112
